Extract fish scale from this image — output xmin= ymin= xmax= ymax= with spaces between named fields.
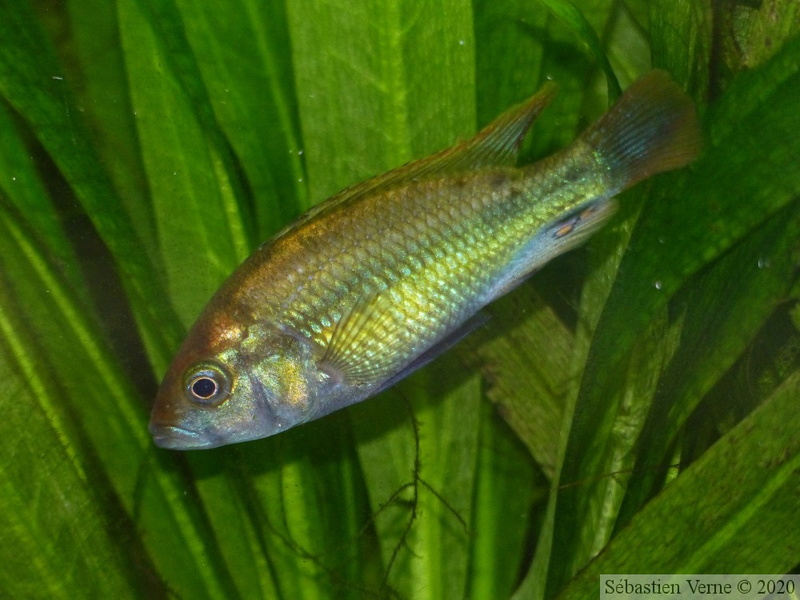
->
xmin=150 ymin=70 xmax=700 ymax=449
xmin=253 ymin=157 xmax=605 ymax=387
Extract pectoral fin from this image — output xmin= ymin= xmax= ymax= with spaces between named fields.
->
xmin=317 ymin=290 xmax=407 ymax=385
xmin=318 ymin=290 xmax=488 ymax=389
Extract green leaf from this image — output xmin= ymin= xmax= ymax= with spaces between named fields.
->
xmin=536 ymin=0 xmax=621 ymax=98
xmin=559 ymin=369 xmax=800 ymax=598
xmin=117 ymin=0 xmax=250 ymax=325
xmin=286 ymin=0 xmax=476 ymax=203
xmin=0 ymin=0 xmax=182 ymax=371
xmin=463 ymin=289 xmax=572 ymax=477
xmin=527 ymin=29 xmax=800 ymax=599
xmin=0 ymin=346 xmax=137 ymax=598
xmin=618 ymin=204 xmax=800 ymax=525
xmin=352 ymin=369 xmax=482 ymax=599
xmin=0 ymin=203 xmax=231 ymax=598
xmin=0 ymin=104 xmax=82 ymax=286
xmin=65 ymin=0 xmax=158 ymax=258
xmin=650 ymin=0 xmax=712 ymax=93
xmin=173 ymin=0 xmax=306 ymax=236
xmin=468 ymin=402 xmax=542 ymax=599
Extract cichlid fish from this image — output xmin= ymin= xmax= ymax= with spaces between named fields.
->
xmin=150 ymin=70 xmax=700 ymax=450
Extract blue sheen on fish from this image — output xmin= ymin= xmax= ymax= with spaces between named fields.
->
xmin=150 ymin=70 xmax=700 ymax=450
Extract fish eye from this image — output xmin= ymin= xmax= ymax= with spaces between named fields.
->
xmin=183 ymin=362 xmax=232 ymax=407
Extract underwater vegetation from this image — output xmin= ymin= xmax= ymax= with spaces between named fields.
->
xmin=0 ymin=0 xmax=798 ymax=598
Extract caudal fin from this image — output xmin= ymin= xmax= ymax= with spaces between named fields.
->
xmin=582 ymin=70 xmax=701 ymax=191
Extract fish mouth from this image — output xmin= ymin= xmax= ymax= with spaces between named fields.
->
xmin=149 ymin=423 xmax=215 ymax=450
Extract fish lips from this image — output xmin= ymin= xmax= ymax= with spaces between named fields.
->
xmin=149 ymin=423 xmax=221 ymax=450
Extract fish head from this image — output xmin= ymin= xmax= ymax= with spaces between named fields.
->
xmin=150 ymin=314 xmax=318 ymax=450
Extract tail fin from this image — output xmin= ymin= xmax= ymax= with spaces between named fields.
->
xmin=582 ymin=70 xmax=701 ymax=191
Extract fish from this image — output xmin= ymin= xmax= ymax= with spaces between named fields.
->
xmin=150 ymin=70 xmax=700 ymax=450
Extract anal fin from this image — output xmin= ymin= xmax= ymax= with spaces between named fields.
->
xmin=488 ymin=198 xmax=618 ymax=302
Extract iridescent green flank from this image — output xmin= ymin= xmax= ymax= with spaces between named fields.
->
xmin=150 ymin=70 xmax=700 ymax=450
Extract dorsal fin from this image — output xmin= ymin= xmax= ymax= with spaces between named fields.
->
xmin=396 ymin=80 xmax=559 ymax=175
xmin=287 ymin=82 xmax=558 ymax=232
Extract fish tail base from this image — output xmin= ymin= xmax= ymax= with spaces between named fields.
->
xmin=583 ymin=70 xmax=702 ymax=191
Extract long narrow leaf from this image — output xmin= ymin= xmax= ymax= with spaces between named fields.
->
xmin=559 ymin=369 xmax=800 ymax=599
